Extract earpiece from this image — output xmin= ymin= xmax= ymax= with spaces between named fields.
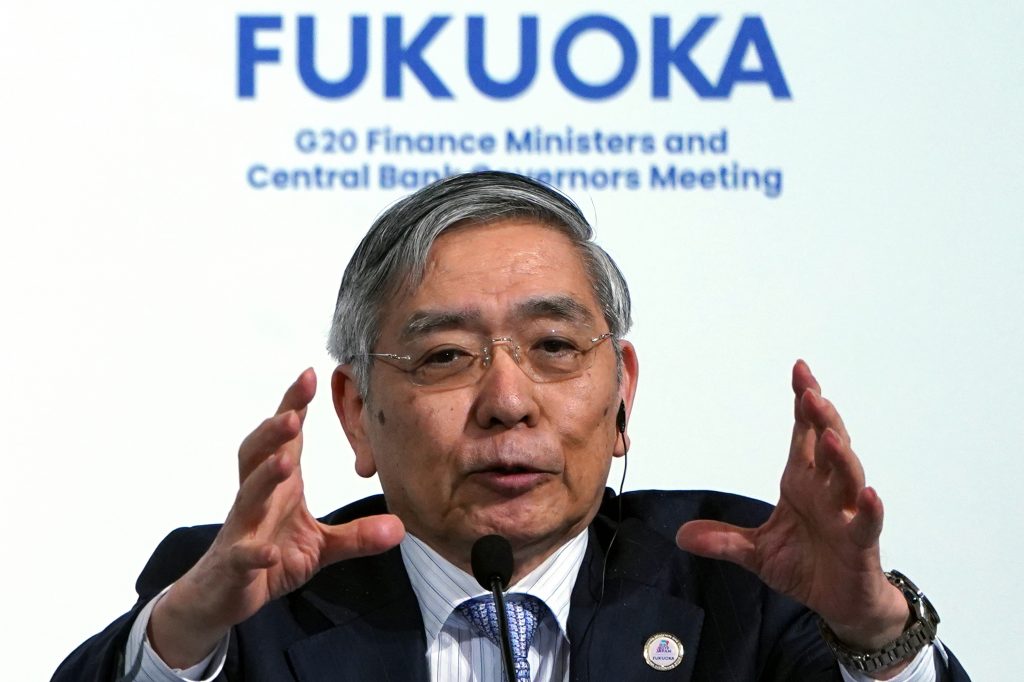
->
xmin=616 ymin=400 xmax=627 ymax=434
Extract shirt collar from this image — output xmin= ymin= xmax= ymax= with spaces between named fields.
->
xmin=399 ymin=530 xmax=589 ymax=646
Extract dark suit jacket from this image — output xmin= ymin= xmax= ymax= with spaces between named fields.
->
xmin=53 ymin=490 xmax=970 ymax=681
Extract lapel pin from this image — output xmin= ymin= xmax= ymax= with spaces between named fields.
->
xmin=643 ymin=632 xmax=684 ymax=671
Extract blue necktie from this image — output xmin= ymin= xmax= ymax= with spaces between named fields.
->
xmin=457 ymin=594 xmax=544 ymax=681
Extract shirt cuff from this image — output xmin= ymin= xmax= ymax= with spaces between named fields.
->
xmin=124 ymin=587 xmax=229 ymax=681
xmin=839 ymin=641 xmax=946 ymax=682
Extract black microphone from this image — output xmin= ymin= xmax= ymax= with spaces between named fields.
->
xmin=470 ymin=535 xmax=517 ymax=682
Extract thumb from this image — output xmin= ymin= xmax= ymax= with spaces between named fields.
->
xmin=319 ymin=514 xmax=406 ymax=567
xmin=676 ymin=520 xmax=757 ymax=573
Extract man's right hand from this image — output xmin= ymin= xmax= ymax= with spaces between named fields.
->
xmin=147 ymin=368 xmax=405 ymax=669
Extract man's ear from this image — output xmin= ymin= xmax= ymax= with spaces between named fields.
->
xmin=613 ymin=340 xmax=639 ymax=457
xmin=332 ymin=365 xmax=377 ymax=478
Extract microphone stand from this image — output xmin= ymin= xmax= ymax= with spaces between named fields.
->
xmin=471 ymin=535 xmax=518 ymax=682
xmin=489 ymin=575 xmax=517 ymax=682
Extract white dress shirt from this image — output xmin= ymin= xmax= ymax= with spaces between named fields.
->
xmin=399 ymin=531 xmax=587 ymax=681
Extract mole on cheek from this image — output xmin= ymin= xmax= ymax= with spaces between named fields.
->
xmin=377 ymin=410 xmax=387 ymax=425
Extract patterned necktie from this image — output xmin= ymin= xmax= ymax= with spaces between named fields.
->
xmin=456 ymin=594 xmax=544 ymax=681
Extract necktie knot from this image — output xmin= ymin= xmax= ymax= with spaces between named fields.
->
xmin=456 ymin=594 xmax=545 ymax=681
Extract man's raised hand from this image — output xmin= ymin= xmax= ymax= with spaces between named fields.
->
xmin=676 ymin=361 xmax=911 ymax=675
xmin=148 ymin=369 xmax=405 ymax=669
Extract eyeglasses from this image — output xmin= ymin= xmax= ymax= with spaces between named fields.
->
xmin=366 ymin=331 xmax=614 ymax=390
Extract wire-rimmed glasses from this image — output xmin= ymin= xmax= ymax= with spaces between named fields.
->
xmin=366 ymin=331 xmax=614 ymax=390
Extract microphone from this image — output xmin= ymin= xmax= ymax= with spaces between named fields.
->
xmin=470 ymin=534 xmax=513 ymax=590
xmin=470 ymin=535 xmax=517 ymax=682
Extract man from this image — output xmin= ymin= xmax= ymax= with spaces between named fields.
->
xmin=55 ymin=171 xmax=969 ymax=681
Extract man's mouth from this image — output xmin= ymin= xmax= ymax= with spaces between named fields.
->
xmin=484 ymin=464 xmax=540 ymax=474
xmin=469 ymin=465 xmax=550 ymax=495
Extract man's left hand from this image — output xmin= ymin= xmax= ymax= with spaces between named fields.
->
xmin=676 ymin=360 xmax=912 ymax=678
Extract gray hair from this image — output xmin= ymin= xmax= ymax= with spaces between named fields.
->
xmin=327 ymin=171 xmax=632 ymax=396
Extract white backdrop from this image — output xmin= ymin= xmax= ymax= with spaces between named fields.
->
xmin=2 ymin=2 xmax=1021 ymax=679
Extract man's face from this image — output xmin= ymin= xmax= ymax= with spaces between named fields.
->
xmin=334 ymin=220 xmax=637 ymax=577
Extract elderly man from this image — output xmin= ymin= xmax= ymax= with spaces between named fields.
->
xmin=55 ymin=172 xmax=968 ymax=681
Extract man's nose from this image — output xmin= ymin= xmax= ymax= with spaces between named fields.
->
xmin=472 ymin=341 xmax=539 ymax=429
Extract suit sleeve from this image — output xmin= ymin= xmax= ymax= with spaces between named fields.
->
xmin=51 ymin=525 xmax=220 ymax=682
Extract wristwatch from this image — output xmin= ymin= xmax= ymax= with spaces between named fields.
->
xmin=818 ymin=570 xmax=940 ymax=674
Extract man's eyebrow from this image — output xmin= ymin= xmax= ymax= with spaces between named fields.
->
xmin=397 ymin=296 xmax=597 ymax=341
xmin=398 ymin=309 xmax=482 ymax=341
xmin=512 ymin=295 xmax=597 ymax=326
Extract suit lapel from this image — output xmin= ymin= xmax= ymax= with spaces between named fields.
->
xmin=284 ymin=548 xmax=429 ymax=682
xmin=569 ymin=518 xmax=705 ymax=682
xmin=285 ymin=610 xmax=428 ymax=682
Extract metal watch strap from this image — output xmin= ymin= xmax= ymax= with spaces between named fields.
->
xmin=818 ymin=570 xmax=941 ymax=674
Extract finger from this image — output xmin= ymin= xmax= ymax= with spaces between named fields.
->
xmin=235 ymin=369 xmax=316 ymax=482
xmin=319 ymin=514 xmax=406 ymax=567
xmin=848 ymin=486 xmax=885 ymax=549
xmin=229 ymin=449 xmax=297 ymax=531
xmin=800 ymin=388 xmax=851 ymax=447
xmin=792 ymin=359 xmax=821 ymax=424
xmin=787 ymin=419 xmax=816 ymax=469
xmin=238 ymin=411 xmax=302 ymax=482
xmin=818 ymin=428 xmax=866 ymax=508
xmin=789 ymin=362 xmax=818 ymax=466
xmin=277 ymin=368 xmax=317 ymax=418
xmin=676 ymin=520 xmax=757 ymax=573
xmin=812 ymin=424 xmax=838 ymax=476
